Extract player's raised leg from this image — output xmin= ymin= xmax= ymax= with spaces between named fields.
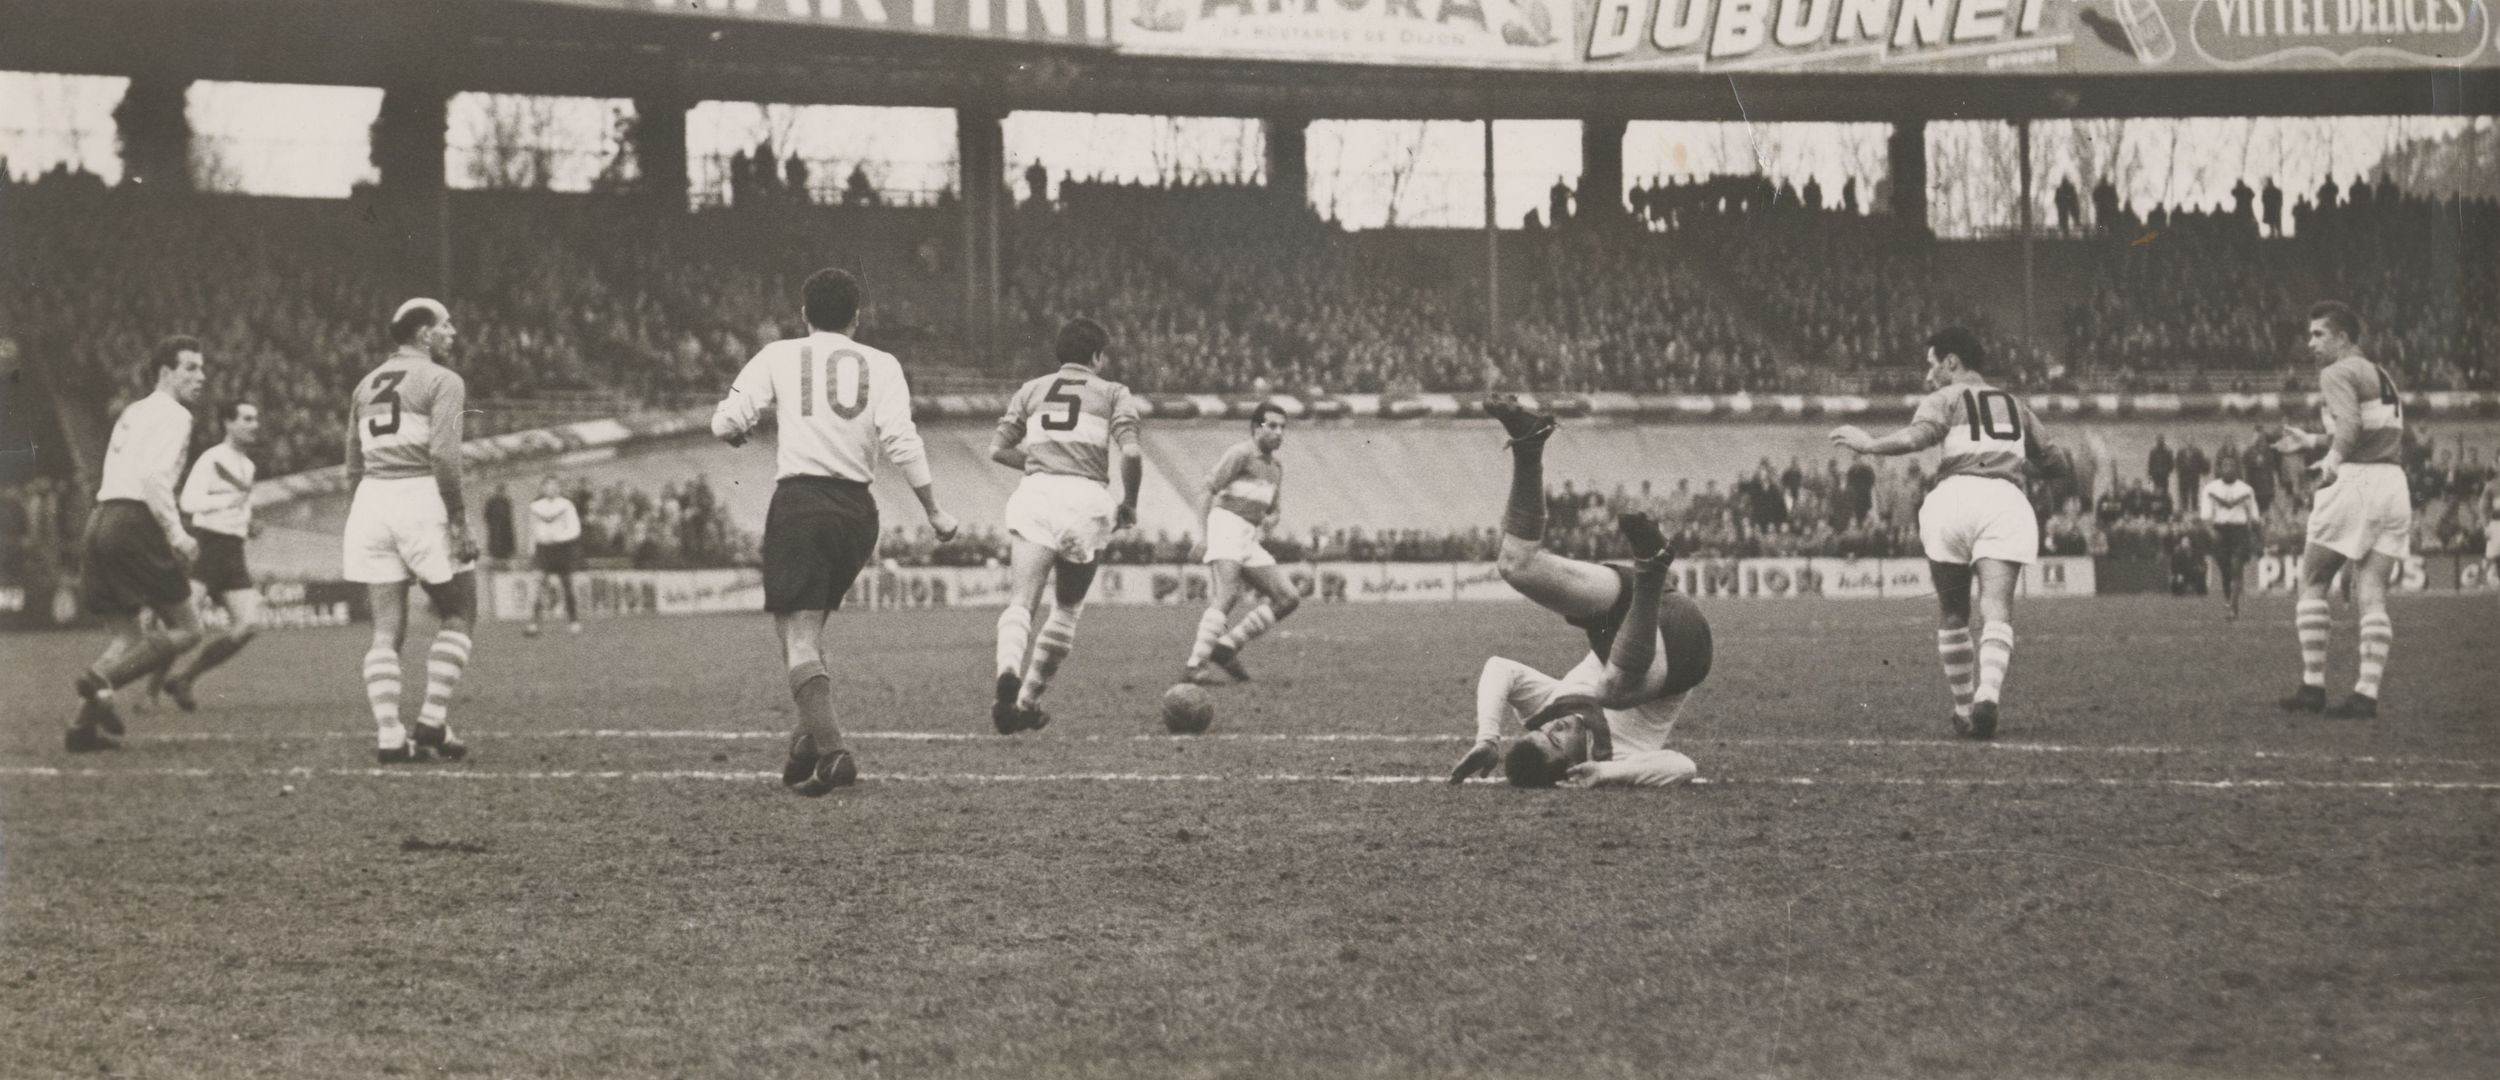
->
xmin=69 ymin=603 xmax=202 ymax=750
xmin=1013 ymin=560 xmax=1099 ymax=730
xmin=994 ymin=536 xmax=1057 ymax=732
xmin=1205 ymin=564 xmax=1300 ymax=683
xmin=1483 ymin=395 xmax=1621 ymax=621
xmin=2281 ymin=544 xmax=2342 ymax=713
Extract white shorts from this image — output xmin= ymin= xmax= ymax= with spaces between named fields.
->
xmin=1202 ymin=508 xmax=1277 ymax=568
xmin=343 ymin=477 xmax=469 ymax=585
xmin=1919 ymin=475 xmax=2040 ymax=566
xmin=1004 ymin=473 xmax=1117 ymax=565
xmin=2305 ymin=463 xmax=2412 ymax=562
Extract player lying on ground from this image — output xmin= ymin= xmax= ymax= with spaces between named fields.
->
xmin=1829 ymin=327 xmax=2067 ymax=740
xmin=2272 ymin=300 xmax=2410 ymax=720
xmin=67 ymin=336 xmax=209 ymax=751
xmin=1446 ymin=396 xmax=1713 ymax=788
xmin=1182 ymin=401 xmax=1298 ymax=684
xmin=987 ymin=318 xmax=1143 ymax=734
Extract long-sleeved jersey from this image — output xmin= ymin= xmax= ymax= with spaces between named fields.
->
xmin=179 ymin=441 xmax=257 ymax=538
xmin=712 ymin=331 xmax=932 ymax=486
xmin=995 ymin=363 xmax=1141 ymax=485
xmin=1902 ymin=379 xmax=2057 ymax=487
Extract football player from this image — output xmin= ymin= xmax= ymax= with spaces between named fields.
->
xmin=1446 ymin=396 xmax=1713 ymax=788
xmin=1182 ymin=402 xmax=1297 ymax=684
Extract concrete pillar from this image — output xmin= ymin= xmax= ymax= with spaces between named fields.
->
xmin=957 ymin=109 xmax=1005 ymax=364
xmin=1888 ymin=120 xmax=1928 ymax=235
xmin=113 ymin=77 xmax=191 ymax=192
xmin=1262 ymin=117 xmax=1307 ymax=209
xmin=632 ymin=96 xmax=690 ymax=211
xmin=1579 ymin=117 xmax=1626 ymax=223
xmin=367 ymin=85 xmax=450 ymax=296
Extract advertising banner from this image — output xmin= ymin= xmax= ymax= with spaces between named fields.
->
xmin=2456 ymin=556 xmax=2500 ymax=591
xmin=1815 ymin=557 xmax=1888 ymax=599
xmin=2249 ymin=552 xmax=2435 ymax=593
xmin=1114 ymin=0 xmax=1577 ymax=66
xmin=543 ymin=0 xmax=1117 ymax=44
xmin=1573 ymin=0 xmax=2492 ymax=73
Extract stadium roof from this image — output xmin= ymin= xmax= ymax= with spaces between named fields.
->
xmin=2 ymin=0 xmax=2491 ymax=120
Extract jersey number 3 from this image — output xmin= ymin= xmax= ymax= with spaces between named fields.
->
xmin=1961 ymin=389 xmax=2023 ymax=442
xmin=798 ymin=349 xmax=870 ymax=420
xmin=367 ymin=371 xmax=406 ymax=438
xmin=1041 ymin=377 xmax=1087 ymax=432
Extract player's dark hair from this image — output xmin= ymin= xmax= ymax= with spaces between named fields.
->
xmin=1927 ymin=327 xmax=1986 ymax=373
xmin=2308 ymin=300 xmax=2362 ymax=342
xmin=1250 ymin=401 xmax=1287 ymax=430
xmin=390 ymin=303 xmax=441 ymax=345
xmin=1501 ymin=737 xmax=1568 ymax=788
xmin=803 ymin=268 xmax=861 ymax=332
xmin=221 ymin=400 xmax=254 ymax=423
xmin=152 ymin=335 xmax=202 ymax=374
xmin=1056 ymin=318 xmax=1109 ymax=367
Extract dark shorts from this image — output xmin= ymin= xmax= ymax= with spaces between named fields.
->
xmin=2211 ymin=523 xmax=2254 ymax=565
xmin=190 ymin=529 xmax=253 ymax=594
xmin=762 ymin=477 xmax=879 ymax=613
xmin=535 ymin=540 xmax=580 ymax=576
xmin=80 ymin=501 xmax=192 ymax=616
xmin=1566 ymin=562 xmax=1714 ymax=696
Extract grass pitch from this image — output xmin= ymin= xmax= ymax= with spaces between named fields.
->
xmin=4 ymin=594 xmax=2496 ymax=1079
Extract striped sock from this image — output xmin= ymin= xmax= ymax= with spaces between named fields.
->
xmin=996 ymin=604 xmax=1033 ymax=679
xmin=2296 ymin=598 xmax=2331 ymax=688
xmin=1017 ymin=604 xmax=1083 ymax=711
xmin=1974 ymin=623 xmax=2015 ymax=706
xmin=1936 ymin=627 xmax=1976 ymax=720
xmin=1185 ymin=606 xmax=1228 ymax=668
xmin=416 ymin=630 xmax=472 ymax=730
xmin=2354 ymin=611 xmax=2392 ymax=699
xmin=1216 ymin=604 xmax=1279 ymax=653
xmin=363 ymin=643 xmax=403 ymax=744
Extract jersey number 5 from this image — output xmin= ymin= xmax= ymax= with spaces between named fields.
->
xmin=798 ymin=349 xmax=871 ymax=420
xmin=367 ymin=371 xmax=406 ymax=438
xmin=1041 ymin=377 xmax=1087 ymax=432
xmin=1961 ymin=389 xmax=2023 ymax=442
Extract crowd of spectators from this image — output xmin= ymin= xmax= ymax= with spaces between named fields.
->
xmin=484 ymin=475 xmax=753 ymax=571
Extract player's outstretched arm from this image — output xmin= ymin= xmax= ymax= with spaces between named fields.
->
xmin=1448 ymin=739 xmax=1501 ymax=784
xmin=711 ymin=351 xmax=775 ymax=447
xmin=1829 ymin=422 xmax=1941 ymax=457
xmin=1116 ymin=448 xmax=1143 ymax=531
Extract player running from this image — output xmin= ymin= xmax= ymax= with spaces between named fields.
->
xmin=1830 ymin=327 xmax=2066 ymax=740
xmin=1182 ymin=402 xmax=1298 ymax=684
xmin=156 ymin=400 xmax=266 ymax=709
xmin=524 ymin=476 xmax=583 ymax=637
xmin=2199 ymin=451 xmax=2260 ymax=621
xmin=1445 ymin=396 xmax=1714 ymax=789
xmin=65 ymin=336 xmax=209 ymax=751
xmin=713 ymin=269 xmax=961 ymax=795
xmin=2272 ymin=300 xmax=2410 ymax=720
xmin=343 ymin=299 xmax=480 ymax=764
xmin=988 ymin=318 xmax=1142 ymax=734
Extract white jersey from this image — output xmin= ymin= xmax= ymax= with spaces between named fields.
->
xmin=180 ymin=441 xmax=257 ymax=537
xmin=2201 ymin=478 xmax=2258 ymax=526
xmin=97 ymin=391 xmax=193 ymax=508
xmin=529 ymin=496 xmax=582 ymax=545
xmin=712 ymin=330 xmax=931 ymax=486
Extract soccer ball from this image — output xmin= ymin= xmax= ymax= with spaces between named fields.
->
xmin=1161 ymin=683 xmax=1215 ymax=735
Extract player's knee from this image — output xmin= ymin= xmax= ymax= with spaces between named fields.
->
xmin=160 ymin=626 xmax=202 ymax=653
xmin=1495 ymin=537 xmax=1542 ymax=580
xmin=1271 ymin=591 xmax=1301 ymax=618
xmin=228 ymin=621 xmax=260 ymax=643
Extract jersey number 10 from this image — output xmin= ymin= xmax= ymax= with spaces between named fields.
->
xmin=1961 ymin=389 xmax=2024 ymax=442
xmin=797 ymin=349 xmax=870 ymax=420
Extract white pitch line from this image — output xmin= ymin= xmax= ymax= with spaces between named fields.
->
xmin=119 ymin=729 xmax=2500 ymax=770
xmin=2 ymin=765 xmax=2496 ymax=793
